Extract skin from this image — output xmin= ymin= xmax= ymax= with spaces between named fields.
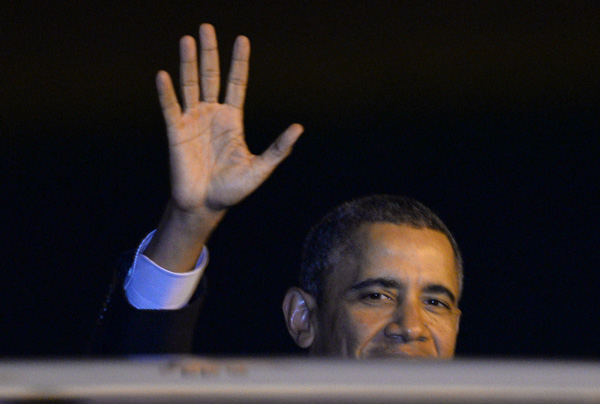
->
xmin=144 ymin=24 xmax=303 ymax=273
xmin=310 ymin=223 xmax=461 ymax=359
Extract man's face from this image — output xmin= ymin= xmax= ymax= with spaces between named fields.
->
xmin=311 ymin=223 xmax=461 ymax=359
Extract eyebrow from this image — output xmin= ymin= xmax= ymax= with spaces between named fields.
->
xmin=349 ymin=278 xmax=456 ymax=304
xmin=423 ymin=284 xmax=457 ymax=305
xmin=349 ymin=277 xmax=403 ymax=291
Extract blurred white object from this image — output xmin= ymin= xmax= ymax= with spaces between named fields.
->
xmin=0 ymin=357 xmax=599 ymax=403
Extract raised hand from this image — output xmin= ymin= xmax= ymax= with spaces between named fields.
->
xmin=159 ymin=23 xmax=303 ymax=213
xmin=145 ymin=24 xmax=303 ymax=272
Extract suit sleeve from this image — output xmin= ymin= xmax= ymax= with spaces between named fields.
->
xmin=90 ymin=251 xmax=207 ymax=355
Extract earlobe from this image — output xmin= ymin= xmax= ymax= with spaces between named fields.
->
xmin=282 ymin=287 xmax=317 ymax=348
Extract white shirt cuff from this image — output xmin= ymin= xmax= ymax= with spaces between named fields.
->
xmin=124 ymin=230 xmax=208 ymax=310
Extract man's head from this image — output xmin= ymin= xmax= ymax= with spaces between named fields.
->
xmin=282 ymin=195 xmax=462 ymax=359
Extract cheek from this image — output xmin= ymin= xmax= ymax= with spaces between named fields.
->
xmin=426 ymin=314 xmax=459 ymax=357
xmin=346 ymin=308 xmax=390 ymax=342
xmin=351 ymin=309 xmax=381 ymax=331
xmin=324 ymin=307 xmax=383 ymax=356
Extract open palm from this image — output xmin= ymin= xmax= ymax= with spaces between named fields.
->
xmin=157 ymin=24 xmax=303 ymax=214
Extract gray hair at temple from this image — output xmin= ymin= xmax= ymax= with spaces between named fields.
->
xmin=299 ymin=194 xmax=463 ymax=304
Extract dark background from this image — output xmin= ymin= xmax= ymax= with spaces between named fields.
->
xmin=1 ymin=1 xmax=598 ymax=358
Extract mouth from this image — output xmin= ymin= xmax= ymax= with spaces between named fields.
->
xmin=362 ymin=348 xmax=433 ymax=360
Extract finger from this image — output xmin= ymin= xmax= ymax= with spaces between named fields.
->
xmin=256 ymin=124 xmax=304 ymax=172
xmin=179 ymin=36 xmax=199 ymax=110
xmin=199 ymin=23 xmax=220 ymax=103
xmin=156 ymin=70 xmax=182 ymax=130
xmin=224 ymin=35 xmax=250 ymax=109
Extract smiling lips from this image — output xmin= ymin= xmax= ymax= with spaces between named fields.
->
xmin=363 ymin=347 xmax=433 ymax=359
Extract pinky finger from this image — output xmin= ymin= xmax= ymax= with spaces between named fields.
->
xmin=156 ymin=70 xmax=182 ymax=129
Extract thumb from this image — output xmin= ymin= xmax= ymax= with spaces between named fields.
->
xmin=255 ymin=123 xmax=304 ymax=174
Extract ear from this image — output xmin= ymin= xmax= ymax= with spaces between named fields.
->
xmin=282 ymin=287 xmax=318 ymax=348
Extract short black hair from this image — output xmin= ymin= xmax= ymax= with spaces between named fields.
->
xmin=299 ymin=195 xmax=463 ymax=304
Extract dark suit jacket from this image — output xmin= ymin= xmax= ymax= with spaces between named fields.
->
xmin=91 ymin=251 xmax=207 ymax=354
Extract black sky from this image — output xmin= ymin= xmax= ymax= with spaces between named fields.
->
xmin=1 ymin=1 xmax=598 ymax=358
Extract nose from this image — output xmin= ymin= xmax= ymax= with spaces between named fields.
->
xmin=384 ymin=301 xmax=427 ymax=343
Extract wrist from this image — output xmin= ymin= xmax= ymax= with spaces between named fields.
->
xmin=166 ymin=201 xmax=227 ymax=238
xmin=144 ymin=200 xmax=226 ymax=273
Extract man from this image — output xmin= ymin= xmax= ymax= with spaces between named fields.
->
xmin=95 ymin=24 xmax=462 ymax=358
xmin=284 ymin=195 xmax=462 ymax=358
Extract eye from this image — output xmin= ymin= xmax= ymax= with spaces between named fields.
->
xmin=360 ymin=292 xmax=393 ymax=303
xmin=424 ymin=298 xmax=450 ymax=310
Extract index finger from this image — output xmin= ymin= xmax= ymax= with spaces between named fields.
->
xmin=224 ymin=35 xmax=250 ymax=109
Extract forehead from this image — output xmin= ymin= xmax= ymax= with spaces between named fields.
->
xmin=328 ymin=223 xmax=459 ymax=294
